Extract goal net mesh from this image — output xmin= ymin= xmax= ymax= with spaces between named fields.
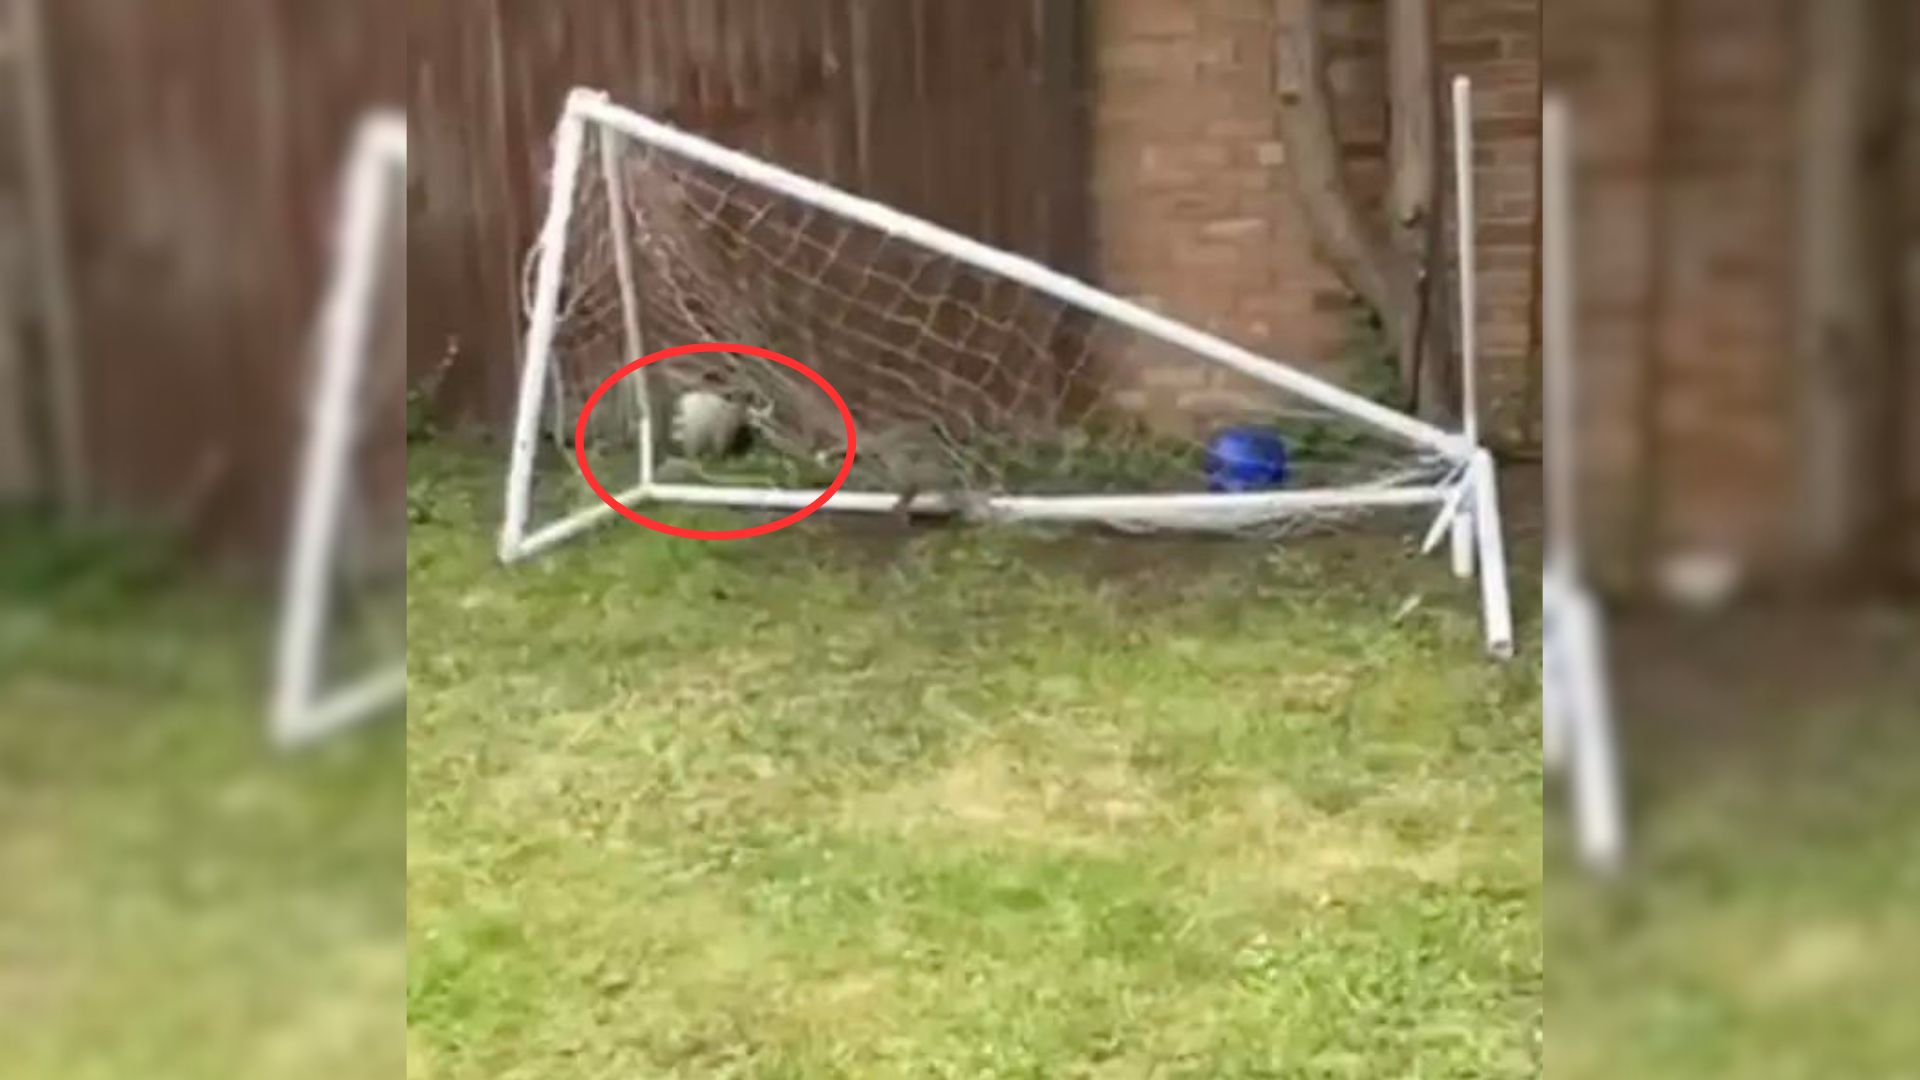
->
xmin=518 ymin=113 xmax=1456 ymax=537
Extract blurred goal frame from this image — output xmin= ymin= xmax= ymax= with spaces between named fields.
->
xmin=1542 ymin=93 xmax=1627 ymax=873
xmin=269 ymin=111 xmax=408 ymax=749
xmin=499 ymin=82 xmax=1515 ymax=660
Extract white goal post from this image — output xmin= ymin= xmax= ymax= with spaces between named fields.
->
xmin=499 ymin=83 xmax=1513 ymax=659
xmin=270 ymin=110 xmax=408 ymax=748
xmin=1542 ymin=93 xmax=1627 ymax=873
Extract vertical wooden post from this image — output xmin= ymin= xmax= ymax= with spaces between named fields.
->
xmin=1037 ymin=0 xmax=1091 ymax=279
xmin=1276 ymin=0 xmax=1456 ymax=425
xmin=13 ymin=0 xmax=86 ymax=512
xmin=1795 ymin=0 xmax=1901 ymax=582
xmin=1386 ymin=1 xmax=1434 ymax=236
xmin=0 ymin=196 xmax=34 ymax=500
xmin=849 ymin=0 xmax=876 ymax=191
xmin=485 ymin=0 xmax=522 ymax=421
xmin=1386 ymin=1 xmax=1453 ymax=423
xmin=1636 ymin=0 xmax=1676 ymax=588
xmin=1273 ymin=0 xmax=1396 ymax=345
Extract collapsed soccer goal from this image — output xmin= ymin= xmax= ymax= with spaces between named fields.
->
xmin=270 ymin=110 xmax=408 ymax=748
xmin=500 ymin=81 xmax=1513 ymax=658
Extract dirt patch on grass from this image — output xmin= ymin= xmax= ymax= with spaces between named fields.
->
xmin=848 ymin=744 xmax=1162 ymax=851
xmin=1192 ymin=782 xmax=1471 ymax=900
xmin=1610 ymin=603 xmax=1920 ymax=782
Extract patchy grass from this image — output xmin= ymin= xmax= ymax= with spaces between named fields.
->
xmin=0 ymin=512 xmax=404 ymax=1080
xmin=406 ymin=445 xmax=1543 ymax=1078
xmin=1547 ymin=609 xmax=1920 ymax=1079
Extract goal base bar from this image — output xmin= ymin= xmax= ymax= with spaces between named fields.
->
xmin=499 ymin=467 xmax=1515 ymax=660
xmin=270 ymin=663 xmax=406 ymax=750
xmin=502 ymin=481 xmax=1452 ymax=559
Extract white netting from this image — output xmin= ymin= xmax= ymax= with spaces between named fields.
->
xmin=513 ymin=105 xmax=1459 ymax=540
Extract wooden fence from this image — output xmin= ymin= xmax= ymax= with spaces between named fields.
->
xmin=23 ymin=0 xmax=1088 ymax=560
xmin=1547 ymin=0 xmax=1920 ymax=588
xmin=409 ymin=0 xmax=1091 ymax=430
xmin=30 ymin=0 xmax=402 ymax=560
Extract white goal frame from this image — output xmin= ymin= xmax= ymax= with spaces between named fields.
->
xmin=499 ymin=83 xmax=1514 ymax=659
xmin=270 ymin=110 xmax=408 ymax=748
xmin=1542 ymin=94 xmax=1627 ymax=873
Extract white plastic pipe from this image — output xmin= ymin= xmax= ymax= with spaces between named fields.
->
xmin=500 ymin=481 xmax=1456 ymax=561
xmin=1447 ymin=78 xmax=1482 ymax=581
xmin=501 ymin=105 xmax=592 ymax=562
xmin=1471 ymin=450 xmax=1515 ymax=659
xmin=1541 ymin=93 xmax=1628 ymax=874
xmin=1554 ymin=578 xmax=1626 ymax=872
xmin=272 ymin=112 xmax=407 ymax=746
xmin=1451 ymin=76 xmax=1480 ymax=449
xmin=277 ymin=667 xmax=408 ymax=750
xmin=597 ymin=126 xmax=654 ymax=490
xmin=1542 ymin=94 xmax=1580 ymax=574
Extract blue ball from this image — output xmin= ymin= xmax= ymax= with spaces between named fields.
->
xmin=1205 ymin=427 xmax=1290 ymax=493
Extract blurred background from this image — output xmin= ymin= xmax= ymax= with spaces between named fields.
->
xmin=1 ymin=1 xmax=402 ymax=1077
xmin=1546 ymin=1 xmax=1919 ymax=1077
xmin=3 ymin=0 xmax=1917 ymax=1076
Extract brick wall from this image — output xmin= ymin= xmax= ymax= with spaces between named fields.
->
xmin=1550 ymin=0 xmax=1801 ymax=578
xmin=1090 ymin=0 xmax=1542 ymax=451
xmin=1541 ymin=0 xmax=1659 ymax=575
xmin=1438 ymin=0 xmax=1542 ymax=447
xmin=1090 ymin=0 xmax=1343 ymax=423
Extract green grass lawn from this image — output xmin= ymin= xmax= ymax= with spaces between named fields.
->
xmin=13 ymin=453 xmax=1912 ymax=1078
xmin=0 ymin=513 xmax=404 ymax=1080
xmin=1547 ymin=610 xmax=1920 ymax=1079
xmin=406 ymin=446 xmax=1545 ymax=1077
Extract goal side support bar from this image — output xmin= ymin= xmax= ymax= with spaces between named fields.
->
xmin=1416 ymin=77 xmax=1514 ymax=657
xmin=1542 ymin=92 xmax=1627 ymax=873
xmin=1447 ymin=76 xmax=1481 ymax=582
xmin=271 ymin=111 xmax=407 ymax=749
xmin=501 ymin=102 xmax=591 ymax=562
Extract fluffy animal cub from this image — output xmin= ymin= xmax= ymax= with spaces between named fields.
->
xmin=670 ymin=388 xmax=750 ymax=458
